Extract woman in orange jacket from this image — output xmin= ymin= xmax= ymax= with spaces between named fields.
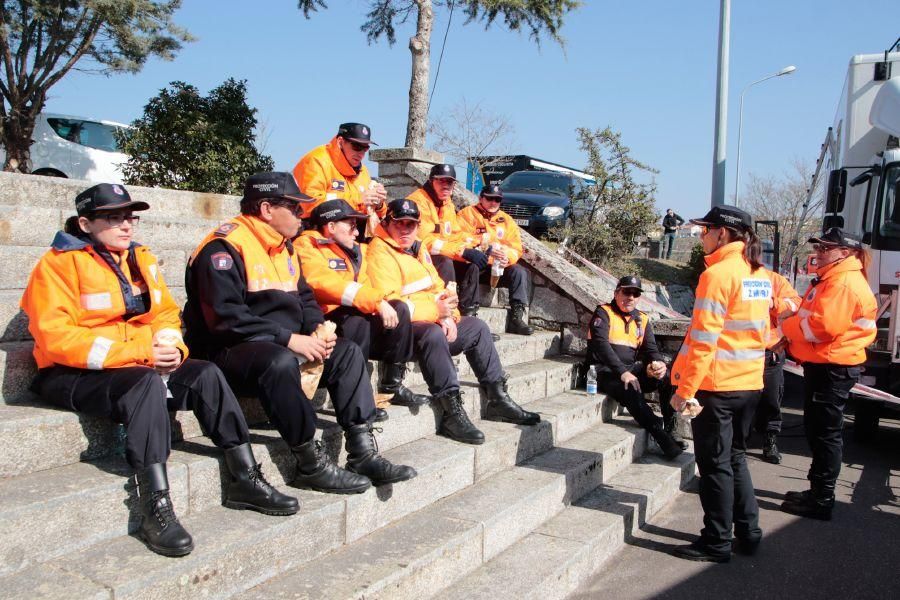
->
xmin=780 ymin=228 xmax=877 ymax=520
xmin=20 ymin=184 xmax=296 ymax=558
xmin=669 ymin=205 xmax=771 ymax=563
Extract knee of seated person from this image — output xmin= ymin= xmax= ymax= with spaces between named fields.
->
xmin=331 ymin=336 xmax=364 ymax=363
xmin=419 ymin=322 xmax=447 ymax=345
xmin=264 ymin=347 xmax=301 ymax=374
xmin=390 ymin=299 xmax=411 ymax=321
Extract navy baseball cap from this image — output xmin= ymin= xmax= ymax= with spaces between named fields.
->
xmin=337 ymin=122 xmax=377 ymax=146
xmin=616 ymin=275 xmax=644 ymax=292
xmin=75 ymin=183 xmax=149 ymax=216
xmin=242 ymin=172 xmax=312 ymax=205
xmin=690 ymin=204 xmax=753 ymax=231
xmin=480 ymin=184 xmax=503 ymax=198
xmin=429 ymin=164 xmax=457 ymax=180
xmin=385 ymin=198 xmax=421 ymax=222
xmin=808 ymin=227 xmax=863 ymax=249
xmin=311 ymin=199 xmax=366 ymax=226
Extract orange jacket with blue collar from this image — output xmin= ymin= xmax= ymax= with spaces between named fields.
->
xmin=456 ymin=204 xmax=524 ymax=265
xmin=406 ymin=186 xmax=475 ymax=261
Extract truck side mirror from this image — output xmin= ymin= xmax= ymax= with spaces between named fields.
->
xmin=826 ymin=169 xmax=847 ymax=213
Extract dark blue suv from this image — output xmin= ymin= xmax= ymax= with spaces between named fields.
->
xmin=499 ymin=170 xmax=589 ymax=238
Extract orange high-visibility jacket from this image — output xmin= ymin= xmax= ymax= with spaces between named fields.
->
xmin=296 ymin=230 xmax=387 ymax=315
xmin=456 ymin=204 xmax=524 ymax=265
xmin=671 ymin=242 xmax=771 ymax=397
xmin=406 ymin=187 xmax=475 ymax=261
xmin=765 ymin=268 xmax=801 ymax=349
xmin=293 ymin=137 xmax=384 ymax=219
xmin=21 ymin=231 xmax=188 ymax=371
xmin=366 ymin=224 xmax=460 ymax=324
xmin=782 ymin=255 xmax=876 ymax=365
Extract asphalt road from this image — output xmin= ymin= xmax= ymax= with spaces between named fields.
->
xmin=572 ymin=374 xmax=900 ymax=600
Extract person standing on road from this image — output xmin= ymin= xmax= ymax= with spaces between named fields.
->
xmin=669 ymin=205 xmax=771 ymax=563
xmin=660 ymin=208 xmax=684 ymax=260
xmin=780 ymin=227 xmax=877 ymax=521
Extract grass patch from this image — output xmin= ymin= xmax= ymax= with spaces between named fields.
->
xmin=620 ymin=257 xmax=695 ymax=286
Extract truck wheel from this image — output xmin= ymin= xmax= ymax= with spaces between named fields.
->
xmin=32 ymin=168 xmax=67 ymax=178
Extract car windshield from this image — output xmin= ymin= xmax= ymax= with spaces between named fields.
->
xmin=500 ymin=172 xmax=572 ymax=196
xmin=879 ymin=163 xmax=900 ymax=241
xmin=47 ymin=118 xmax=124 ymax=152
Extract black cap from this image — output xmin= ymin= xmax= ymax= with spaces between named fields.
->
xmin=75 ymin=183 xmax=149 ymax=216
xmin=242 ymin=172 xmax=312 ymax=205
xmin=337 ymin=122 xmax=377 ymax=145
xmin=311 ymin=199 xmax=366 ymax=226
xmin=429 ymin=164 xmax=457 ymax=180
xmin=615 ymin=275 xmax=643 ymax=292
xmin=480 ymin=184 xmax=503 ymax=198
xmin=808 ymin=227 xmax=863 ymax=249
xmin=689 ymin=204 xmax=752 ymax=231
xmin=385 ymin=198 xmax=421 ymax=222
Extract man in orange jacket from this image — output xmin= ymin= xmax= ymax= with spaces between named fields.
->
xmin=367 ymin=199 xmax=541 ymax=445
xmin=297 ymin=199 xmax=430 ymax=412
xmin=292 ymin=122 xmax=387 ymax=220
xmin=457 ymin=184 xmax=533 ymax=335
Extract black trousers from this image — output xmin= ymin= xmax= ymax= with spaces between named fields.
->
xmin=754 ymin=348 xmax=785 ymax=433
xmin=210 ymin=338 xmax=376 ymax=447
xmin=801 ymin=363 xmax=859 ymax=492
xmin=412 ymin=316 xmax=504 ymax=396
xmin=454 ymin=261 xmax=529 ymax=308
xmin=597 ymin=364 xmax=674 ymax=431
xmin=35 ymin=359 xmax=249 ymax=470
xmin=326 ymin=299 xmax=414 ymax=364
xmin=432 ymin=255 xmax=456 ymax=286
xmin=691 ymin=389 xmax=762 ymax=550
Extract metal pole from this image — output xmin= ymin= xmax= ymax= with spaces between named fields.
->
xmin=734 ymin=71 xmax=788 ymax=207
xmin=711 ymin=0 xmax=730 ymax=207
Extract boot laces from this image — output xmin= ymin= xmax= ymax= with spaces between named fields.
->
xmin=369 ymin=427 xmax=382 ymax=454
xmin=150 ymin=490 xmax=179 ymax=528
xmin=249 ymin=463 xmax=275 ymax=491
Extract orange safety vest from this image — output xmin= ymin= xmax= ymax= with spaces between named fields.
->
xmin=588 ymin=304 xmax=650 ymax=348
xmin=765 ymin=268 xmax=801 ymax=349
xmin=671 ymin=241 xmax=771 ymax=397
xmin=21 ymin=232 xmax=188 ymax=371
xmin=456 ymin=204 xmax=524 ymax=265
xmin=293 ymin=137 xmax=383 ymax=219
xmin=406 ymin=187 xmax=475 ymax=261
xmin=296 ymin=230 xmax=386 ymax=315
xmin=365 ymin=224 xmax=459 ymax=324
xmin=782 ymin=255 xmax=877 ymax=365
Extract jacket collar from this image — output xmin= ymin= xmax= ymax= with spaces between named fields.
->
xmin=325 ymin=136 xmax=361 ymax=178
xmin=235 ymin=214 xmax=289 ymax=256
xmin=51 ymin=230 xmax=141 ymax=253
xmin=607 ymin=301 xmax=639 ymax=321
xmin=704 ymin=240 xmax=745 ymax=268
xmin=475 ymin=203 xmax=501 ymax=220
xmin=302 ymin=229 xmax=360 ymax=258
xmin=816 ymin=255 xmax=863 ymax=281
xmin=374 ymin=223 xmax=421 ymax=256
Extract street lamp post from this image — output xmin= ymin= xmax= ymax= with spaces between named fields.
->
xmin=734 ymin=65 xmax=796 ymax=207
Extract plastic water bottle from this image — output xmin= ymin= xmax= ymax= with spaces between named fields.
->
xmin=586 ymin=365 xmax=598 ymax=395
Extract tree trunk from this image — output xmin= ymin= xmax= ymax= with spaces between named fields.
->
xmin=405 ymin=0 xmax=433 ymax=149
xmin=1 ymin=108 xmax=39 ymax=173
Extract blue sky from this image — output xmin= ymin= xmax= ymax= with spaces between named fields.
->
xmin=45 ymin=1 xmax=899 ymax=219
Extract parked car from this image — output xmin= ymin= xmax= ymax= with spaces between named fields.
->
xmin=498 ymin=170 xmax=591 ymax=237
xmin=0 ymin=113 xmax=129 ymax=183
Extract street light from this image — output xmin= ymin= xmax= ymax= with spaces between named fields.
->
xmin=734 ymin=65 xmax=796 ymax=207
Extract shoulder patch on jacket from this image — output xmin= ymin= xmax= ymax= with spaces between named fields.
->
xmin=214 ymin=223 xmax=239 ymax=237
xmin=331 ymin=179 xmax=346 ymax=192
xmin=316 ymin=237 xmax=333 ymax=245
xmin=211 ymin=252 xmax=234 ymax=270
xmin=328 ymin=258 xmax=348 ymax=271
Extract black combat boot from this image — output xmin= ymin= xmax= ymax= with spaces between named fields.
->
xmin=482 ymin=379 xmax=541 ymax=426
xmin=345 ymin=424 xmax=417 ymax=486
xmin=223 ymin=443 xmax=299 ymax=515
xmin=650 ymin=425 xmax=684 ymax=460
xmin=379 ymin=362 xmax=431 ymax=407
xmin=291 ymin=439 xmax=372 ymax=494
xmin=506 ymin=302 xmax=533 ymax=336
xmin=136 ymin=463 xmax=194 ymax=557
xmin=664 ymin=414 xmax=689 ymax=450
xmin=437 ymin=390 xmax=485 ymax=445
xmin=459 ymin=302 xmax=479 ymax=317
xmin=781 ymin=483 xmax=835 ymax=521
xmin=762 ymin=431 xmax=782 ymax=464
xmin=783 ymin=489 xmax=812 ymax=503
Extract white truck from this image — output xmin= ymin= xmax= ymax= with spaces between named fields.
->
xmin=802 ymin=46 xmax=900 ymax=434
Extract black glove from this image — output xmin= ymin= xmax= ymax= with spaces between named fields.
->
xmin=462 ymin=248 xmax=489 ymax=269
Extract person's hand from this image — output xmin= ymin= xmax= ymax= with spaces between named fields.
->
xmin=777 ymin=308 xmax=795 ymax=324
xmin=646 ymin=360 xmax=667 ymax=380
xmin=378 ymin=300 xmax=399 ymax=329
xmin=621 ymin=371 xmax=641 ymax=392
xmin=770 ymin=336 xmax=789 ymax=354
xmin=488 ymin=245 xmax=507 ymax=261
xmin=361 ymin=184 xmax=387 ymax=211
xmin=462 ymin=248 xmax=488 ymax=269
xmin=318 ymin=328 xmax=337 ymax=359
xmin=287 ymin=334 xmax=328 ymax=362
xmin=437 ymin=289 xmax=458 ymax=317
xmin=440 ymin=317 xmax=458 ymax=343
xmin=670 ymin=393 xmax=688 ymax=412
xmin=153 ymin=343 xmax=182 ymax=374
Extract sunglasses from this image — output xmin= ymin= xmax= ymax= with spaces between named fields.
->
xmin=349 ymin=141 xmax=370 ymax=152
xmin=812 ymin=243 xmax=839 ymax=252
xmin=482 ymin=196 xmax=502 ymax=203
xmin=619 ymin=288 xmax=641 ymax=298
xmin=268 ymin=199 xmax=304 ymax=217
xmin=97 ymin=213 xmax=140 ymax=227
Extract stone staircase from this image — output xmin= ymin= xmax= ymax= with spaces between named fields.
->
xmin=0 ymin=172 xmax=694 ymax=599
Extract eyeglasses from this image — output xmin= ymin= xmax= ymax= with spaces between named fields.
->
xmin=98 ymin=214 xmax=139 ymax=227
xmin=349 ymin=141 xmax=370 ymax=152
xmin=268 ymin=200 xmax=304 ymax=217
xmin=481 ymin=196 xmax=502 ymax=203
xmin=619 ymin=289 xmax=641 ymax=298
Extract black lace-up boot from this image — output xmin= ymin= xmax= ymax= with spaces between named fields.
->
xmin=482 ymin=379 xmax=541 ymax=426
xmin=291 ymin=439 xmax=371 ymax=494
xmin=506 ymin=302 xmax=533 ymax=335
xmin=136 ymin=463 xmax=194 ymax=557
xmin=345 ymin=424 xmax=417 ymax=485
xmin=436 ymin=390 xmax=485 ymax=445
xmin=224 ymin=443 xmax=299 ymax=515
xmin=379 ymin=362 xmax=431 ymax=406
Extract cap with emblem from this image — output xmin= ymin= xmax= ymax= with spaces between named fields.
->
xmin=429 ymin=164 xmax=457 ymax=180
xmin=241 ymin=172 xmax=312 ymax=205
xmin=74 ymin=183 xmax=149 ymax=216
xmin=807 ymin=227 xmax=863 ymax=249
xmin=385 ymin=198 xmax=421 ymax=222
xmin=615 ymin=275 xmax=643 ymax=292
xmin=480 ymin=184 xmax=503 ymax=198
xmin=311 ymin=199 xmax=366 ymax=226
xmin=689 ymin=204 xmax=753 ymax=231
xmin=337 ymin=122 xmax=377 ymax=146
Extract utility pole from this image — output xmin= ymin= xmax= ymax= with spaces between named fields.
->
xmin=710 ymin=0 xmax=730 ymax=207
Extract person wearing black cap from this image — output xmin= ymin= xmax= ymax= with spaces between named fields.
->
xmin=367 ymin=198 xmax=541 ymax=444
xmin=293 ymin=122 xmax=387 ymax=220
xmin=297 ymin=199 xmax=430 ymax=414
xmin=585 ymin=275 xmax=685 ymax=459
xmin=456 ymin=184 xmax=533 ymax=334
xmin=184 ymin=172 xmax=416 ymax=496
xmin=780 ymin=227 xmax=877 ymax=520
xmin=405 ymin=163 xmax=484 ymax=287
xmin=21 ymin=183 xmax=298 ymax=558
xmin=668 ymin=204 xmax=770 ymax=563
